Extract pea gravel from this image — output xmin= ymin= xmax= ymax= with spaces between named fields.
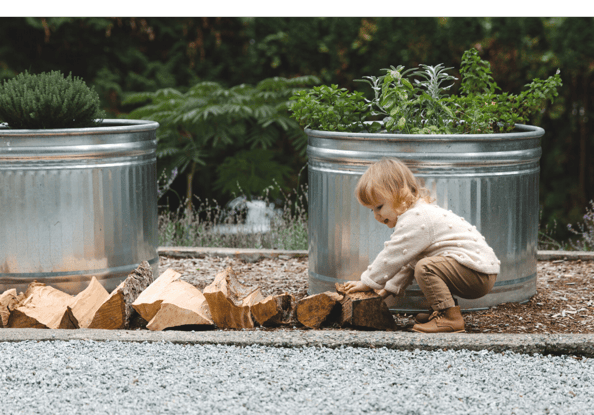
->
xmin=1 ymin=340 xmax=593 ymax=414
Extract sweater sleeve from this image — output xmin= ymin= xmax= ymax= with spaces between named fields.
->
xmin=360 ymin=206 xmax=432 ymax=291
xmin=384 ymin=265 xmax=414 ymax=297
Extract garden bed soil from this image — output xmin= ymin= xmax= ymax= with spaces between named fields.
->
xmin=158 ymin=256 xmax=594 ymax=334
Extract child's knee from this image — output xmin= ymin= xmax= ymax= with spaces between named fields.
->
xmin=414 ymin=256 xmax=444 ymax=278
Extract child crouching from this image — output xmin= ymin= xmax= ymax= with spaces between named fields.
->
xmin=344 ymin=158 xmax=499 ymax=333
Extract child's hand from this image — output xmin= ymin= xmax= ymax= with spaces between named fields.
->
xmin=377 ymin=289 xmax=391 ymax=299
xmin=344 ymin=280 xmax=372 ymax=294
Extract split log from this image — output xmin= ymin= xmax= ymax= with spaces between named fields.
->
xmin=251 ymin=293 xmax=295 ymax=327
xmin=295 ymin=291 xmax=343 ymax=329
xmin=1 ymin=288 xmax=20 ymax=327
xmin=7 ymin=282 xmax=78 ymax=329
xmin=87 ymin=261 xmax=154 ymax=330
xmin=132 ymin=269 xmax=181 ymax=322
xmin=203 ymin=267 xmax=261 ymax=329
xmin=70 ymin=277 xmax=110 ymax=328
xmin=146 ymin=280 xmax=214 ymax=331
xmin=335 ymin=283 xmax=397 ymax=330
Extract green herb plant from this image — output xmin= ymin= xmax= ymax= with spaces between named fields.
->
xmin=0 ymin=70 xmax=105 ymax=129
xmin=289 ymin=48 xmax=562 ymax=135
xmin=289 ymin=84 xmax=378 ymax=132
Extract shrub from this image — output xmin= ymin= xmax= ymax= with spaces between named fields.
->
xmin=0 ymin=70 xmax=105 ymax=129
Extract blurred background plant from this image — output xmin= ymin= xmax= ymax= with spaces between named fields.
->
xmin=566 ymin=200 xmax=594 ymax=251
xmin=158 ymin=180 xmax=308 ymax=250
xmin=2 ymin=17 xmax=592 ymax=248
xmin=123 ymin=76 xmax=318 ymax=211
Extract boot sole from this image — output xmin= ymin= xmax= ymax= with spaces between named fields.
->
xmin=411 ymin=328 xmax=466 ymax=333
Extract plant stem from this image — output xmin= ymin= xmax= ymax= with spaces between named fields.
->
xmin=186 ymin=161 xmax=197 ymax=212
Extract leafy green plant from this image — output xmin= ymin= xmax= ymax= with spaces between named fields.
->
xmin=0 ymin=70 xmax=105 ymax=129
xmin=124 ymin=75 xmax=319 ymax=209
xmin=289 ymin=48 xmax=562 ymax=135
xmin=289 ymin=84 xmax=378 ymax=132
xmin=446 ymin=49 xmax=563 ymax=134
xmin=364 ymin=64 xmax=458 ymax=134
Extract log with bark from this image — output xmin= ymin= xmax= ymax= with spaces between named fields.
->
xmin=0 ymin=288 xmax=22 ymax=328
xmin=203 ymin=267 xmax=262 ymax=329
xmin=7 ymin=282 xmax=78 ymax=329
xmin=251 ymin=293 xmax=295 ymax=327
xmin=295 ymin=291 xmax=343 ymax=329
xmin=87 ymin=261 xmax=154 ymax=330
xmin=335 ymin=283 xmax=397 ymax=330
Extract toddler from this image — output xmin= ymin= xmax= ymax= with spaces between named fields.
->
xmin=344 ymin=158 xmax=499 ymax=333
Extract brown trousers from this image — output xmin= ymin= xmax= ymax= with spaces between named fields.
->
xmin=414 ymin=256 xmax=497 ymax=311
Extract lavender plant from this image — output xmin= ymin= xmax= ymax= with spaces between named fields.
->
xmin=567 ymin=200 xmax=594 ymax=251
xmin=158 ymin=181 xmax=308 ymax=250
xmin=157 ymin=168 xmax=179 ymax=200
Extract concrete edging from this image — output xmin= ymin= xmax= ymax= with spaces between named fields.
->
xmin=158 ymin=247 xmax=308 ymax=262
xmin=158 ymin=247 xmax=594 ymax=262
xmin=1 ymin=329 xmax=594 ymax=357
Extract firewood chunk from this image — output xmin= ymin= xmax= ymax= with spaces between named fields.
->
xmin=295 ymin=291 xmax=343 ymax=329
xmin=70 ymin=277 xmax=110 ymax=328
xmin=251 ymin=293 xmax=295 ymax=327
xmin=87 ymin=261 xmax=154 ymax=330
xmin=7 ymin=282 xmax=78 ymax=329
xmin=132 ymin=269 xmax=181 ymax=322
xmin=0 ymin=288 xmax=20 ymax=327
xmin=146 ymin=280 xmax=214 ymax=331
xmin=203 ymin=267 xmax=260 ymax=329
xmin=335 ymin=283 xmax=397 ymax=330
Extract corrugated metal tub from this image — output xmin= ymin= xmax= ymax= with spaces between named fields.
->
xmin=0 ymin=119 xmax=159 ymax=295
xmin=307 ymin=124 xmax=544 ymax=311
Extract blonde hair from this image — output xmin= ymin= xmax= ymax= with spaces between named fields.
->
xmin=355 ymin=158 xmax=433 ymax=215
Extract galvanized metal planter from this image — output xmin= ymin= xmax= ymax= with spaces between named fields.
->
xmin=0 ymin=119 xmax=159 ymax=295
xmin=307 ymin=124 xmax=544 ymax=311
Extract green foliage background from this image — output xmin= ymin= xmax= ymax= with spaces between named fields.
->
xmin=1 ymin=17 xmax=592 ymax=242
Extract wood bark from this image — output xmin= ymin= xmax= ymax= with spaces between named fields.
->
xmin=146 ymin=280 xmax=214 ymax=331
xmin=335 ymin=283 xmax=397 ymax=330
xmin=7 ymin=282 xmax=78 ymax=329
xmin=251 ymin=293 xmax=295 ymax=327
xmin=295 ymin=291 xmax=343 ymax=329
xmin=0 ymin=288 xmax=20 ymax=327
xmin=132 ymin=269 xmax=181 ymax=322
xmin=203 ymin=267 xmax=261 ymax=329
xmin=87 ymin=261 xmax=154 ymax=330
xmin=70 ymin=277 xmax=110 ymax=328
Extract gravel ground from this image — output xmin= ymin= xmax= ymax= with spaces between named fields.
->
xmin=159 ymin=255 xmax=594 ymax=334
xmin=1 ymin=340 xmax=593 ymax=415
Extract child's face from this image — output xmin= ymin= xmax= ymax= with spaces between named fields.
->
xmin=370 ymin=199 xmax=398 ymax=228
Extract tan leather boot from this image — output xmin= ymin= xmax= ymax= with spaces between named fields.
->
xmin=414 ymin=311 xmax=432 ymax=324
xmin=411 ymin=306 xmax=465 ymax=333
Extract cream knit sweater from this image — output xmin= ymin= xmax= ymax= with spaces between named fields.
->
xmin=360 ymin=199 xmax=501 ymax=296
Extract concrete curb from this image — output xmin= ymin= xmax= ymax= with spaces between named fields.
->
xmin=537 ymin=250 xmax=594 ymax=261
xmin=1 ymin=328 xmax=593 ymax=357
xmin=158 ymin=247 xmax=594 ymax=262
xmin=158 ymin=247 xmax=308 ymax=263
